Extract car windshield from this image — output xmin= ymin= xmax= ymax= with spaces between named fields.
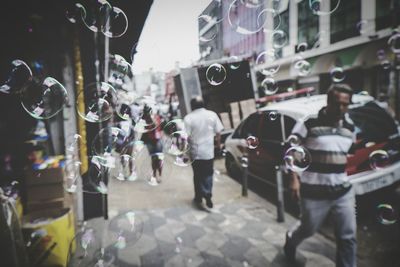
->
xmin=349 ymin=101 xmax=398 ymax=142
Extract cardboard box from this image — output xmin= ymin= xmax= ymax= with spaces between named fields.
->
xmin=25 ymin=167 xmax=64 ymax=186
xmin=219 ymin=112 xmax=231 ymax=129
xmin=26 ymin=183 xmax=64 ymax=203
xmin=26 ymin=198 xmax=65 ymax=213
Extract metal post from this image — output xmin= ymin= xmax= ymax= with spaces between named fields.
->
xmin=241 ymin=156 xmax=248 ymax=197
xmin=275 ymin=165 xmax=285 ymax=222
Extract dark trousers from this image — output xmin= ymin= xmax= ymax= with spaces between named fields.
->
xmin=192 ymin=159 xmax=214 ymax=201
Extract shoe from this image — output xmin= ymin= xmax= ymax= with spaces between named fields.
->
xmin=192 ymin=198 xmax=203 ymax=209
xmin=205 ymin=196 xmax=213 ymax=208
xmin=283 ymin=231 xmax=296 ymax=262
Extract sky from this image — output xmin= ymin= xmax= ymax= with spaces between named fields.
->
xmin=132 ymin=0 xmax=212 ymax=74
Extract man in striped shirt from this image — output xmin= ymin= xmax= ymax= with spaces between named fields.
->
xmin=284 ymin=84 xmax=357 ymax=267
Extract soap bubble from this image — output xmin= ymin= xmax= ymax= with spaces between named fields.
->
xmin=163 ymin=119 xmax=186 ymax=135
xmin=65 ymin=3 xmax=86 ymax=23
xmin=102 ymin=6 xmax=129 ymax=38
xmin=82 ymin=0 xmax=112 ymax=33
xmin=21 ymin=77 xmax=68 ymax=119
xmin=92 ymin=127 xmax=128 ymax=164
xmin=106 ymin=54 xmax=132 ymax=88
xmin=256 ymin=50 xmax=280 ymax=76
xmin=67 ymin=134 xmax=82 ymax=154
xmin=108 ymin=211 xmax=144 ymax=249
xmin=376 ymin=204 xmax=397 ymax=225
xmin=76 ymin=82 xmax=117 ymax=123
xmin=272 ymin=30 xmax=288 ymax=49
xmin=287 ymin=134 xmax=301 ymax=147
xmin=228 ymin=0 xmax=272 ymax=35
xmin=356 ymin=20 xmax=374 ymax=36
xmin=369 ymin=150 xmax=390 ymax=170
xmin=0 ymin=59 xmax=32 ymax=94
xmin=69 ymin=226 xmax=100 ymax=265
xmin=261 ymin=77 xmax=279 ymax=95
xmin=206 ymin=63 xmax=227 ymax=86
xmin=284 ymin=146 xmax=311 ymax=172
xmin=297 ymin=42 xmax=308 ymax=53
xmin=267 ymin=111 xmax=279 ymax=121
xmin=388 ymin=33 xmax=400 ymax=54
xmin=246 ymin=136 xmax=259 ymax=149
xmin=228 ymin=56 xmax=241 ymax=70
xmin=164 ymin=130 xmax=191 ymax=156
xmin=81 ymin=156 xmax=110 ymax=194
xmin=294 ymin=59 xmax=311 ymax=77
xmin=330 ymin=67 xmax=345 ymax=82
xmin=172 ymin=150 xmax=195 ymax=167
xmin=131 ymin=96 xmax=160 ymax=133
xmin=309 ymin=0 xmax=340 ymax=16
xmin=64 ymin=161 xmax=82 ymax=193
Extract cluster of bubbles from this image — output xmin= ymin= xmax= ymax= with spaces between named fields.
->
xmin=0 ymin=60 xmax=69 ymax=120
xmin=62 ymin=112 xmax=201 ymax=194
xmin=284 ymin=132 xmax=311 ymax=172
xmin=67 ymin=211 xmax=144 ymax=266
xmin=66 ymin=1 xmax=128 ymax=38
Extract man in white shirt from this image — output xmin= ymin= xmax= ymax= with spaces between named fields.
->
xmin=184 ymin=97 xmax=224 ymax=208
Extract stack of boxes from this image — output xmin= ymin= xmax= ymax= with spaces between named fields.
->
xmin=24 ymin=167 xmax=65 ymax=213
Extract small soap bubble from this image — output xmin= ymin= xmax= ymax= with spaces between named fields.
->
xmin=246 ymin=136 xmax=259 ymax=149
xmin=330 ymin=67 xmax=345 ymax=82
xmin=261 ymin=77 xmax=278 ymax=95
xmin=287 ymin=135 xmax=300 ymax=147
xmin=309 ymin=0 xmax=340 ymax=16
xmin=377 ymin=204 xmax=397 ymax=225
xmin=388 ymin=33 xmax=400 ymax=54
xmin=284 ymin=146 xmax=311 ymax=172
xmin=369 ymin=150 xmax=389 ymax=170
xmin=206 ymin=63 xmax=227 ymax=86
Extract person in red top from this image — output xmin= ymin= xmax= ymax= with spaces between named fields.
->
xmin=141 ymin=110 xmax=163 ymax=183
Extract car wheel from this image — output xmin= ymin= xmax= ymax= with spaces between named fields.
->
xmin=225 ymin=153 xmax=242 ymax=179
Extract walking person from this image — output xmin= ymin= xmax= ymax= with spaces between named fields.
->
xmin=184 ymin=96 xmax=224 ymax=209
xmin=284 ymin=84 xmax=357 ymax=267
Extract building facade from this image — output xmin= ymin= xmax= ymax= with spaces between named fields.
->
xmin=199 ymin=0 xmax=400 ymax=117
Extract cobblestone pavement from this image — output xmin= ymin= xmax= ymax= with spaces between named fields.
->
xmin=78 ymin=158 xmax=336 ymax=267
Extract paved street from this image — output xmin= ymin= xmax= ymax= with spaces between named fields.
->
xmin=80 ymin=155 xmax=338 ymax=267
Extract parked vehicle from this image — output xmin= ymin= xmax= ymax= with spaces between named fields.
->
xmin=224 ymin=94 xmax=400 ymax=195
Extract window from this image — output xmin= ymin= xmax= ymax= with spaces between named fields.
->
xmin=274 ymin=5 xmax=290 ymax=58
xmin=297 ymin=0 xmax=319 ymax=50
xmin=330 ymin=0 xmax=361 ymax=43
xmin=233 ymin=113 xmax=259 ymax=138
xmin=349 ymin=102 xmax=398 ymax=142
xmin=376 ymin=0 xmax=400 ymax=31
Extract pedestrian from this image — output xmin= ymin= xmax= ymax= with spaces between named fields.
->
xmin=284 ymin=84 xmax=357 ymax=267
xmin=141 ymin=108 xmax=164 ymax=183
xmin=184 ymin=96 xmax=223 ymax=209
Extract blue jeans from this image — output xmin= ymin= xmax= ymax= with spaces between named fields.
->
xmin=287 ymin=188 xmax=357 ymax=267
xmin=192 ymin=159 xmax=214 ymax=201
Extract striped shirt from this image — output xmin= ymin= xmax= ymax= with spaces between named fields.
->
xmin=291 ymin=107 xmax=355 ymax=199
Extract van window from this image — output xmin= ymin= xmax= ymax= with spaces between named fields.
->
xmin=349 ymin=101 xmax=398 ymax=142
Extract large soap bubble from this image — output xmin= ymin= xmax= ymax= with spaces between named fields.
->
xmin=0 ymin=59 xmax=32 ymax=94
xmin=76 ymin=82 xmax=117 ymax=123
xmin=21 ymin=77 xmax=68 ymax=119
